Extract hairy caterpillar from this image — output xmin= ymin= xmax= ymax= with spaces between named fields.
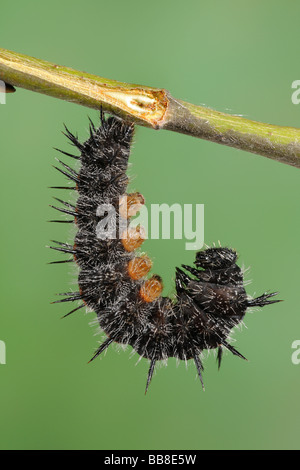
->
xmin=50 ymin=112 xmax=279 ymax=393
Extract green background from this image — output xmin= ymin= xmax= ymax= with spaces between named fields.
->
xmin=0 ymin=0 xmax=299 ymax=450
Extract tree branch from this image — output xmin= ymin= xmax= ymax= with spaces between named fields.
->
xmin=0 ymin=47 xmax=299 ymax=168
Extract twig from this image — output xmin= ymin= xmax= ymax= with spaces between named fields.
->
xmin=0 ymin=47 xmax=299 ymax=168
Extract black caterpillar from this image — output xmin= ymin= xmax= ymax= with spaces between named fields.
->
xmin=50 ymin=113 xmax=280 ymax=393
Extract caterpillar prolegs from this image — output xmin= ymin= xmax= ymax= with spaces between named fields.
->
xmin=50 ymin=113 xmax=280 ymax=393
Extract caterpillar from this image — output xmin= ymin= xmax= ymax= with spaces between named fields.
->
xmin=50 ymin=112 xmax=280 ymax=393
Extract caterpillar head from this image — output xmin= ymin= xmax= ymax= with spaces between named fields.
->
xmin=195 ymin=247 xmax=237 ymax=269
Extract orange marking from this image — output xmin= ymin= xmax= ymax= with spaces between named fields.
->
xmin=119 ymin=192 xmax=145 ymax=219
xmin=78 ymin=286 xmax=87 ymax=306
xmin=121 ymin=225 xmax=146 ymax=252
xmin=73 ymin=243 xmax=77 ymax=262
xmin=128 ymin=255 xmax=152 ymax=280
xmin=140 ymin=275 xmax=163 ymax=303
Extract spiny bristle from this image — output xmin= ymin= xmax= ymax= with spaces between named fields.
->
xmin=55 ymin=159 xmax=78 ymax=177
xmin=57 ymin=291 xmax=81 ymax=296
xmin=62 ymin=304 xmax=85 ymax=318
xmin=53 ymin=165 xmax=78 ymax=183
xmin=222 ymin=341 xmax=247 ymax=361
xmin=194 ymin=355 xmax=205 ymax=391
xmin=63 ymin=125 xmax=84 ymax=151
xmin=247 ymin=292 xmax=282 ymax=307
xmin=50 ymin=205 xmax=76 ymax=217
xmin=217 ymin=346 xmax=223 ymax=370
xmin=145 ymin=359 xmax=156 ymax=395
xmin=51 ymin=292 xmax=82 ymax=304
xmin=181 ymin=264 xmax=199 ymax=277
xmin=88 ymin=338 xmax=113 ymax=363
xmin=53 ymin=147 xmax=80 ymax=160
xmin=48 ymin=219 xmax=74 ymax=224
xmin=88 ymin=116 xmax=96 ymax=134
xmin=49 ymin=243 xmax=75 ymax=254
xmin=52 ymin=197 xmax=76 ymax=209
xmin=100 ymin=107 xmax=105 ymax=126
xmin=48 ymin=259 xmax=74 ymax=264
xmin=49 ymin=186 xmax=77 ymax=190
xmin=50 ymin=240 xmax=73 ymax=247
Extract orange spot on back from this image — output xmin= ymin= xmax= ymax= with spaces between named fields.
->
xmin=140 ymin=275 xmax=163 ymax=303
xmin=128 ymin=256 xmax=152 ymax=280
xmin=121 ymin=225 xmax=146 ymax=252
xmin=119 ymin=193 xmax=145 ymax=219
